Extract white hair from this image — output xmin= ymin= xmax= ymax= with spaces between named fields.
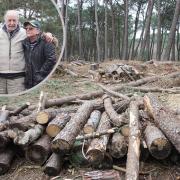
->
xmin=4 ymin=10 xmax=20 ymax=22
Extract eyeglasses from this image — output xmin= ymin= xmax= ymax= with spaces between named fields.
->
xmin=24 ymin=27 xmax=35 ymax=31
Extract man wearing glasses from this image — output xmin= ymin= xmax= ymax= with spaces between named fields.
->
xmin=23 ymin=20 xmax=56 ymax=89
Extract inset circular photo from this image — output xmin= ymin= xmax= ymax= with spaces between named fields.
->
xmin=0 ymin=0 xmax=65 ymax=96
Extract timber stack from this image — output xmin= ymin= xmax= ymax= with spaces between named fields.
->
xmin=0 ymin=71 xmax=179 ymax=179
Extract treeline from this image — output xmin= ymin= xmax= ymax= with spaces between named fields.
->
xmin=58 ymin=0 xmax=180 ymax=62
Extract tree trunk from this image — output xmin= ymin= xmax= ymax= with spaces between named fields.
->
xmin=122 ymin=0 xmax=129 ymax=60
xmin=144 ymin=93 xmax=180 ymax=153
xmin=46 ymin=112 xmax=71 ymax=137
xmin=94 ymin=0 xmax=101 ymax=62
xmin=163 ymin=0 xmax=180 ymax=60
xmin=109 ymin=132 xmax=128 ymax=158
xmin=104 ymin=0 xmax=108 ymax=60
xmin=83 ymin=110 xmax=101 ymax=134
xmin=139 ymin=0 xmax=154 ymax=61
xmin=26 ymin=134 xmax=51 ymax=165
xmin=43 ymin=153 xmax=63 ymax=176
xmin=51 ymin=101 xmax=94 ymax=153
xmin=156 ymin=0 xmax=162 ymax=60
xmin=144 ymin=125 xmax=172 ymax=159
xmin=126 ymin=101 xmax=140 ymax=180
xmin=86 ymin=112 xmax=111 ymax=164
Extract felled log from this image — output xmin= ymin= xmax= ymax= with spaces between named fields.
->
xmin=0 ymin=130 xmax=11 ymax=149
xmin=51 ymin=101 xmax=94 ymax=153
xmin=0 ymin=148 xmax=15 ymax=175
xmin=98 ymin=84 xmax=130 ymax=100
xmin=144 ymin=125 xmax=171 ymax=159
xmin=90 ymin=63 xmax=99 ymax=71
xmin=83 ymin=170 xmax=120 ymax=180
xmin=103 ymin=95 xmax=128 ymax=127
xmin=76 ymin=127 xmax=118 ymax=141
xmin=109 ymin=132 xmax=128 ymax=159
xmin=83 ymin=110 xmax=101 ymax=134
xmin=10 ymin=102 xmax=30 ymax=116
xmin=43 ymin=153 xmax=63 ymax=176
xmin=37 ymin=91 xmax=47 ymax=112
xmin=86 ymin=112 xmax=111 ymax=164
xmin=144 ymin=93 xmax=180 ymax=153
xmin=46 ymin=113 xmax=71 ymax=137
xmin=36 ymin=108 xmax=58 ymax=125
xmin=9 ymin=124 xmax=44 ymax=146
xmin=126 ymin=100 xmax=140 ymax=180
xmin=26 ymin=134 xmax=51 ymax=165
xmin=9 ymin=112 xmax=37 ymax=131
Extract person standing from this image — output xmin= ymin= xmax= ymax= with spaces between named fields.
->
xmin=0 ymin=10 xmax=26 ymax=94
xmin=23 ymin=20 xmax=56 ymax=89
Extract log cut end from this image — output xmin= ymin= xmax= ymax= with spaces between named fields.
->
xmin=150 ymin=138 xmax=171 ymax=159
xmin=83 ymin=125 xmax=94 ymax=134
xmin=86 ymin=149 xmax=104 ymax=164
xmin=36 ymin=112 xmax=49 ymax=124
xmin=46 ymin=125 xmax=61 ymax=138
xmin=51 ymin=139 xmax=71 ymax=154
xmin=26 ymin=145 xmax=50 ymax=165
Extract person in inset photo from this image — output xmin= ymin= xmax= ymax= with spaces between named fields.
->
xmin=0 ymin=10 xmax=58 ymax=94
xmin=23 ymin=20 xmax=57 ymax=89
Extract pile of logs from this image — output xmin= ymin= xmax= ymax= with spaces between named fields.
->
xmin=0 ymin=71 xmax=180 ymax=179
xmin=89 ymin=63 xmax=141 ymax=82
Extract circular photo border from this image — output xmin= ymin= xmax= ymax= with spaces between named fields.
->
xmin=0 ymin=0 xmax=66 ymax=97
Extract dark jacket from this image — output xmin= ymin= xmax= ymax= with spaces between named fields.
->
xmin=23 ymin=34 xmax=56 ymax=89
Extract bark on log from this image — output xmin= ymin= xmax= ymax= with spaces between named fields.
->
xmin=83 ymin=170 xmax=121 ymax=180
xmin=0 ymin=148 xmax=15 ymax=175
xmin=45 ymin=72 xmax=180 ymax=108
xmin=83 ymin=110 xmax=101 ymax=134
xmin=10 ymin=102 xmax=30 ymax=116
xmin=26 ymin=134 xmax=51 ymax=165
xmin=43 ymin=153 xmax=63 ymax=176
xmin=103 ymin=95 xmax=128 ymax=127
xmin=86 ymin=112 xmax=111 ymax=164
xmin=10 ymin=124 xmax=44 ymax=146
xmin=46 ymin=113 xmax=71 ymax=137
xmin=109 ymin=132 xmax=128 ymax=159
xmin=126 ymin=101 xmax=140 ymax=180
xmin=9 ymin=112 xmax=37 ymax=131
xmin=0 ymin=130 xmax=11 ymax=149
xmin=144 ymin=93 xmax=180 ymax=153
xmin=51 ymin=101 xmax=94 ymax=153
xmin=144 ymin=125 xmax=172 ymax=159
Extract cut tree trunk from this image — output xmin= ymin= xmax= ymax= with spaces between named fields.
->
xmin=83 ymin=110 xmax=101 ymax=134
xmin=144 ymin=125 xmax=172 ymax=159
xmin=103 ymin=95 xmax=128 ymax=127
xmin=9 ymin=124 xmax=44 ymax=146
xmin=126 ymin=100 xmax=140 ymax=180
xmin=51 ymin=101 xmax=94 ymax=153
xmin=86 ymin=112 xmax=111 ymax=164
xmin=0 ymin=148 xmax=15 ymax=175
xmin=144 ymin=93 xmax=180 ymax=153
xmin=43 ymin=153 xmax=63 ymax=176
xmin=26 ymin=134 xmax=51 ymax=165
xmin=46 ymin=112 xmax=71 ymax=137
xmin=109 ymin=132 xmax=128 ymax=159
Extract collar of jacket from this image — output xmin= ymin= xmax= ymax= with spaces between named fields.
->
xmin=2 ymin=24 xmax=20 ymax=39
